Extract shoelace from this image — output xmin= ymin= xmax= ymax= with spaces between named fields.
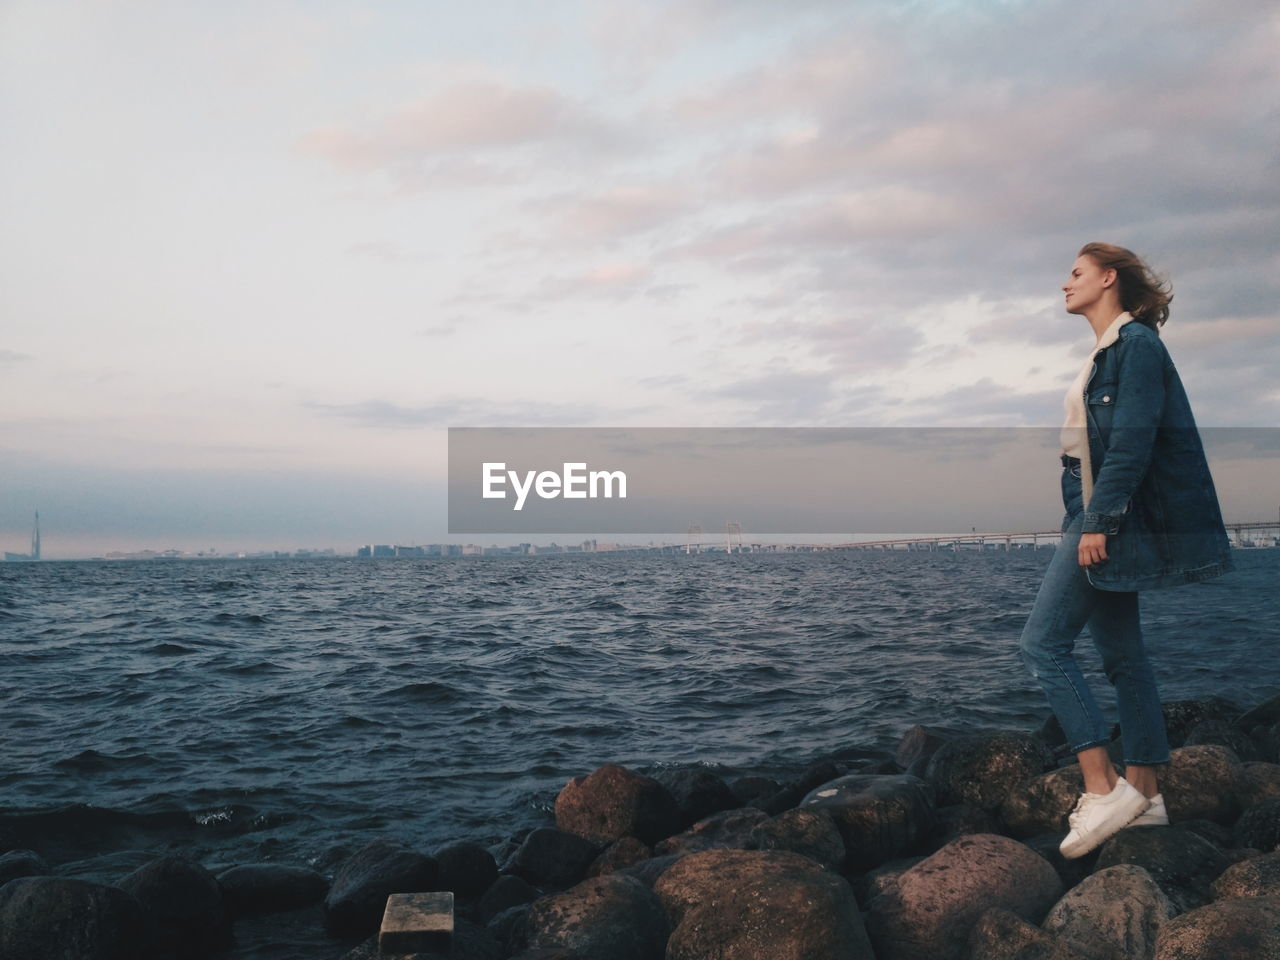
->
xmin=1067 ymin=794 xmax=1097 ymax=828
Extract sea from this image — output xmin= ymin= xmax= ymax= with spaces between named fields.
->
xmin=1 ymin=548 xmax=1277 ymax=957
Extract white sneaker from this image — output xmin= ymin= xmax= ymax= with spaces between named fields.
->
xmin=1059 ymin=777 xmax=1151 ymax=859
xmin=1129 ymin=793 xmax=1169 ymax=827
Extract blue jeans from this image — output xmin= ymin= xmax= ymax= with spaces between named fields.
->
xmin=1018 ymin=463 xmax=1171 ymax=765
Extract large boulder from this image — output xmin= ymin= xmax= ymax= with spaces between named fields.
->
xmin=505 ymin=828 xmax=600 ymax=889
xmin=1210 ymin=851 xmax=1280 ymax=900
xmin=654 ymin=808 xmax=768 ymax=857
xmin=895 ymin=724 xmax=963 ymax=776
xmin=749 ymin=807 xmax=846 ymax=871
xmin=1042 ymin=865 xmax=1173 ymax=960
xmin=119 ymin=855 xmax=230 ymax=958
xmin=654 ymin=848 xmax=872 ymax=960
xmin=756 ymin=761 xmax=842 ymax=816
xmin=865 ymin=834 xmax=1062 ymax=960
xmin=1239 ymin=762 xmax=1280 ymax=808
xmin=523 ymin=873 xmax=669 ymax=960
xmin=1159 ymin=697 xmax=1241 ymax=748
xmin=215 ymin=863 xmax=328 ymax=915
xmin=1233 ymin=798 xmax=1280 ymax=853
xmin=924 ymin=731 xmax=1055 ymax=813
xmin=1184 ymin=720 xmax=1260 ymax=761
xmin=475 ymin=874 xmax=539 ymax=922
xmin=1000 ymin=765 xmax=1085 ymax=839
xmin=930 ymin=804 xmax=1001 ymax=847
xmin=1159 ymin=746 xmax=1244 ymax=824
xmin=0 ymin=849 xmax=50 ymax=887
xmin=323 ymin=838 xmax=439 ymax=937
xmin=1095 ymin=826 xmax=1229 ymax=914
xmin=555 ymin=764 xmax=680 ymax=846
xmin=587 ymin=836 xmax=651 ymax=878
xmin=434 ymin=842 xmax=499 ymax=899
xmin=1153 ymin=896 xmax=1280 ymax=959
xmin=967 ymin=906 xmax=1085 ymax=960
xmin=1235 ymin=693 xmax=1280 ymax=732
xmin=0 ymin=876 xmax=153 ymax=960
xmin=800 ymin=774 xmax=936 ymax=871
xmin=654 ymin=768 xmax=738 ymax=827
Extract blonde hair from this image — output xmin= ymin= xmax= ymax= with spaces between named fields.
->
xmin=1078 ymin=242 xmax=1173 ymax=327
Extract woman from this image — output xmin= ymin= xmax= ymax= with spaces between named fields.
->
xmin=1019 ymin=242 xmax=1234 ymax=859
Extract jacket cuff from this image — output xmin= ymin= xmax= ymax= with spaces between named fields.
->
xmin=1082 ymin=512 xmax=1122 ymax=535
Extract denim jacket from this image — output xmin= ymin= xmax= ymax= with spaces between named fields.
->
xmin=1076 ymin=320 xmax=1234 ymax=591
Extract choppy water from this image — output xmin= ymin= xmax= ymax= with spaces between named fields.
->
xmin=1 ymin=550 xmax=1277 ymax=953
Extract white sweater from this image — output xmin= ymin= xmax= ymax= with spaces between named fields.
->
xmin=1061 ymin=312 xmax=1136 ymax=508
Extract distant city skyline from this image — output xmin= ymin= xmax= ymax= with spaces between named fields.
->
xmin=3 ymin=1 xmax=1277 ymax=557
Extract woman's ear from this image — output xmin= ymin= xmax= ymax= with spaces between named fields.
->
xmin=1101 ymin=268 xmax=1117 ymax=289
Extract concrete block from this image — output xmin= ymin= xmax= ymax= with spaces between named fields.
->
xmin=378 ymin=891 xmax=454 ymax=955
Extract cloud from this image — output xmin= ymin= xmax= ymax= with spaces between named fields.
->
xmin=530 ymin=185 xmax=695 ymax=242
xmin=300 ymin=76 xmax=625 ymax=183
xmin=0 ymin=349 xmax=32 ymax=366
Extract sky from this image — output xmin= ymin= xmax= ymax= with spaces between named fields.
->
xmin=2 ymin=0 xmax=1277 ymax=557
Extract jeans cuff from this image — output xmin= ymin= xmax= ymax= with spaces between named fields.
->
xmin=1123 ymin=757 xmax=1171 ymax=767
xmin=1068 ymin=737 xmax=1112 ymax=754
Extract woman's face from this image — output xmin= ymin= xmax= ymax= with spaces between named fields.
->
xmin=1062 ymin=255 xmax=1114 ymax=316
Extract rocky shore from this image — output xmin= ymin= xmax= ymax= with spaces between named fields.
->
xmin=3 ymin=693 xmax=1280 ymax=960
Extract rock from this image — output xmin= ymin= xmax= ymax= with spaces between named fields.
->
xmin=967 ymin=906 xmax=1084 ymax=960
xmin=615 ymin=853 xmax=683 ymax=888
xmin=655 ymin=768 xmax=738 ymax=827
xmin=1095 ymin=825 xmax=1229 ymax=914
xmin=1153 ymin=896 xmax=1280 ymax=959
xmin=1172 ymin=819 xmax=1232 ymax=850
xmin=215 ymin=863 xmax=328 ymax=915
xmin=757 ymin=761 xmax=843 ymax=815
xmin=0 ymin=876 xmax=152 ymax=960
xmin=554 ymin=764 xmax=680 ymax=846
xmin=1235 ymin=693 xmax=1280 ymax=732
xmin=452 ymin=916 xmax=504 ymax=960
xmin=1257 ymin=722 xmax=1280 ymax=764
xmin=505 ymin=828 xmax=599 ymax=889
xmin=855 ymin=857 xmax=925 ymax=905
xmin=1023 ymin=833 xmax=1094 ymax=893
xmin=865 ymin=834 xmax=1063 ymax=960
xmin=1210 ymin=850 xmax=1280 ymax=899
xmin=587 ymin=836 xmax=651 ymax=877
xmin=1184 ymin=720 xmax=1260 ymax=761
xmin=475 ymin=875 xmax=538 ymax=922
xmin=0 ymin=849 xmax=50 ymax=887
xmin=341 ymin=918 xmax=502 ymax=960
xmin=924 ymin=731 xmax=1055 ymax=813
xmin=654 ymin=807 xmax=768 ymax=857
xmin=654 ymin=848 xmax=872 ymax=960
xmin=1159 ymin=697 xmax=1241 ymax=748
xmin=119 ymin=855 xmax=230 ymax=958
xmin=1000 ymin=765 xmax=1086 ymax=840
xmin=749 ymin=807 xmax=846 ymax=871
xmin=931 ymin=803 xmax=1001 ymax=846
xmin=524 ymin=873 xmax=669 ymax=960
xmin=486 ymin=902 xmax=530 ymax=953
xmin=323 ymin=838 xmax=439 ymax=937
xmin=1240 ymin=762 xmax=1280 ymax=808
xmin=1043 ymin=864 xmax=1173 ymax=960
xmin=434 ymin=842 xmax=499 ymax=899
xmin=895 ymin=724 xmax=961 ymax=775
xmin=653 ymin=848 xmax=826 ymax=927
xmin=800 ymin=774 xmax=936 ymax=871
xmin=729 ymin=775 xmax=780 ymax=807
xmin=1159 ymin=746 xmax=1244 ymax=824
xmin=1232 ymin=798 xmax=1280 ymax=853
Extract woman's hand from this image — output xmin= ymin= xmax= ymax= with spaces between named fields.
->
xmin=1078 ymin=532 xmax=1109 ymax=567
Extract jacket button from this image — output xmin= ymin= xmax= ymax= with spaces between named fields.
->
xmin=1102 ymin=395 xmax=1111 ymax=402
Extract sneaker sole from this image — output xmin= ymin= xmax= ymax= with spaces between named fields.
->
xmin=1060 ymin=798 xmax=1150 ymax=859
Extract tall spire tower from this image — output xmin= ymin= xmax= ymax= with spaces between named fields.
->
xmin=31 ymin=511 xmax=40 ymax=561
